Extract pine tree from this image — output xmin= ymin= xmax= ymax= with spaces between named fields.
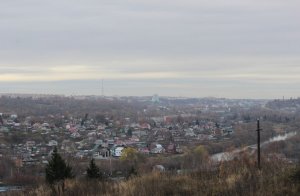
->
xmin=45 ymin=147 xmax=74 ymax=185
xmin=128 ymin=166 xmax=137 ymax=178
xmin=86 ymin=158 xmax=103 ymax=179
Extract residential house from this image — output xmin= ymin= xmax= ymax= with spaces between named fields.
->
xmin=48 ymin=140 xmax=58 ymax=147
xmin=150 ymin=144 xmax=165 ymax=154
xmin=166 ymin=143 xmax=176 ymax=154
xmin=113 ymin=146 xmax=124 ymax=157
xmin=185 ymin=128 xmax=196 ymax=137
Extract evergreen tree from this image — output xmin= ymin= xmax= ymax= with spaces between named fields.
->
xmin=86 ymin=158 xmax=102 ymax=179
xmin=127 ymin=166 xmax=137 ymax=178
xmin=291 ymin=164 xmax=300 ymax=182
xmin=127 ymin=128 xmax=133 ymax=137
xmin=45 ymin=147 xmax=74 ymax=185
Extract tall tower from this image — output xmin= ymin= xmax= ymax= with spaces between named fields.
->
xmin=101 ymin=79 xmax=104 ymax=97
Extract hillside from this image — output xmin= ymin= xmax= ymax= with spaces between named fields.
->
xmin=5 ymin=155 xmax=300 ymax=196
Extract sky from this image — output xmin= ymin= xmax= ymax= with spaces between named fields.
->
xmin=1 ymin=0 xmax=300 ymax=99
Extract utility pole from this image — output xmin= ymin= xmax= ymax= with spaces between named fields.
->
xmin=256 ymin=119 xmax=262 ymax=170
xmin=109 ymin=149 xmax=112 ymax=176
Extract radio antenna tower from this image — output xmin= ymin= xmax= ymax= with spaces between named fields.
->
xmin=101 ymin=79 xmax=104 ymax=97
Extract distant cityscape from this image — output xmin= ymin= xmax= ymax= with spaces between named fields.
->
xmin=0 ymin=94 xmax=299 ymax=178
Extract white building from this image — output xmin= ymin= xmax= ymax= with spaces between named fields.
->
xmin=113 ymin=147 xmax=124 ymax=157
xmin=151 ymin=144 xmax=165 ymax=154
xmin=48 ymin=140 xmax=58 ymax=147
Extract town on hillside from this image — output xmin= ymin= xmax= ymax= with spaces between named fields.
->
xmin=0 ymin=94 xmax=299 ymax=182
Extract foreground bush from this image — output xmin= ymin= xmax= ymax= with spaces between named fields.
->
xmin=4 ymin=156 xmax=300 ymax=196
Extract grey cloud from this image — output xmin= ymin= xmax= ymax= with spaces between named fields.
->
xmin=0 ymin=0 xmax=300 ymax=98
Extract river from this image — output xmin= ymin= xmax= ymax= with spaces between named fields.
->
xmin=211 ymin=132 xmax=297 ymax=162
xmin=0 ymin=185 xmax=22 ymax=192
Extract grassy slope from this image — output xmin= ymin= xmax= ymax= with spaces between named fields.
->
xmin=6 ymin=156 xmax=300 ymax=196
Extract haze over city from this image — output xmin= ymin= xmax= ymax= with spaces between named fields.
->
xmin=2 ymin=1 xmax=300 ymax=195
xmin=1 ymin=0 xmax=300 ymax=98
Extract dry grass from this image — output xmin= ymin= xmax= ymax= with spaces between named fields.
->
xmin=3 ymin=157 xmax=300 ymax=196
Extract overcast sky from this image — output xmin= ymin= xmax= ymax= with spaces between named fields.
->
xmin=1 ymin=0 xmax=300 ymax=98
